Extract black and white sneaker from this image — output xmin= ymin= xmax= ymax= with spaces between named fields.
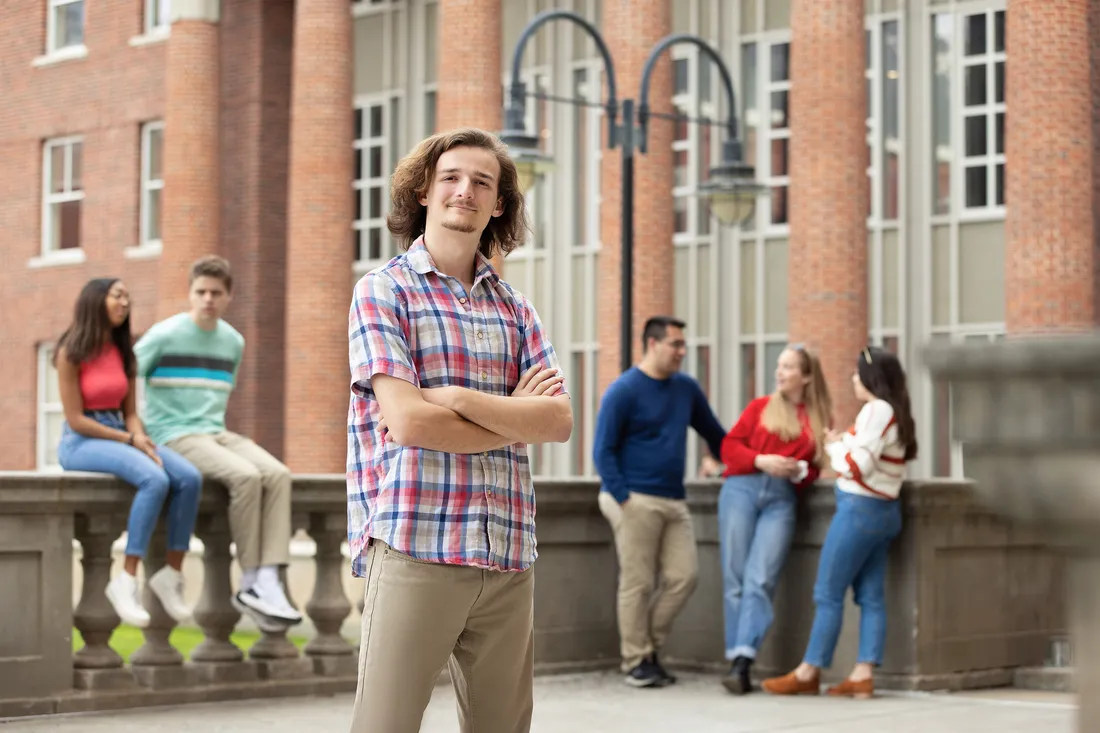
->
xmin=233 ymin=591 xmax=292 ymax=634
xmin=624 ymin=659 xmax=664 ymax=688
xmin=236 ymin=586 xmax=302 ymax=624
xmin=649 ymin=652 xmax=677 ymax=685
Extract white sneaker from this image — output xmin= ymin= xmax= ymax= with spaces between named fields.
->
xmin=105 ymin=571 xmax=151 ymax=629
xmin=238 ymin=582 xmax=302 ymax=624
xmin=148 ymin=566 xmax=192 ymax=623
xmin=232 ymin=592 xmax=291 ymax=634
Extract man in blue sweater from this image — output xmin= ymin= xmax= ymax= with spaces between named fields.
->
xmin=594 ymin=315 xmax=726 ymax=688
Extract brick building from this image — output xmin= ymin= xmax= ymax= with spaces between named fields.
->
xmin=1 ymin=0 xmax=1091 ymax=481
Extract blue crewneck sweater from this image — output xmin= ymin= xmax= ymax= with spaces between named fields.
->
xmin=593 ymin=367 xmax=726 ymax=503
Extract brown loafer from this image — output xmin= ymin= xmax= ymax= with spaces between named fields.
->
xmin=826 ymin=677 xmax=874 ymax=699
xmin=761 ymin=670 xmax=820 ymax=696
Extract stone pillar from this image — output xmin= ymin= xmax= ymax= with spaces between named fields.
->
xmin=436 ymin=0 xmax=501 ymax=132
xmin=303 ymin=512 xmax=356 ymax=676
xmin=130 ymin=530 xmax=197 ymax=688
xmin=1005 ymin=0 xmax=1095 ymax=333
xmin=597 ymin=0 xmax=674 ymax=394
xmin=73 ymin=513 xmax=134 ymax=691
xmin=190 ymin=508 xmax=256 ymax=683
xmin=436 ymin=0 xmax=503 ymax=270
xmin=788 ymin=0 xmax=868 ymax=429
xmin=924 ymin=337 xmax=1100 ymax=733
xmin=158 ymin=0 xmax=221 ymax=320
xmin=217 ymin=0 xmax=293 ymax=455
xmin=284 ymin=0 xmax=354 ymax=472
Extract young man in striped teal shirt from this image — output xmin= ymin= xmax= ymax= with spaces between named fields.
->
xmin=135 ymin=256 xmax=301 ymax=633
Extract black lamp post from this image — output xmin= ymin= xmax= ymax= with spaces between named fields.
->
xmin=499 ymin=10 xmax=765 ymax=374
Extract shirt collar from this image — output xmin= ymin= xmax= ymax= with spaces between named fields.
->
xmin=407 ymin=235 xmax=500 ymax=288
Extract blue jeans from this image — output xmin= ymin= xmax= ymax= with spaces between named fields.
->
xmin=58 ymin=410 xmax=203 ymax=557
xmin=803 ymin=487 xmax=902 ymax=668
xmin=718 ymin=473 xmax=798 ymax=660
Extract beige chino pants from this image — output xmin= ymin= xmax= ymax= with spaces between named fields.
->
xmin=349 ymin=541 xmax=535 ymax=733
xmin=165 ymin=431 xmax=291 ymax=569
xmin=599 ymin=491 xmax=699 ymax=672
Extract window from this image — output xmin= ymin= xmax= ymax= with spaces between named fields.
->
xmin=146 ymin=0 xmax=171 ymax=33
xmin=42 ymin=137 xmax=84 ymax=255
xmin=353 ymin=98 xmax=400 ymax=267
xmin=866 ymin=14 xmax=904 ymax=354
xmin=931 ymin=7 xmax=1005 ymax=214
xmin=47 ymin=0 xmax=84 ymax=54
xmin=140 ymin=122 xmax=164 ymax=247
xmin=37 ymin=345 xmax=64 ymax=472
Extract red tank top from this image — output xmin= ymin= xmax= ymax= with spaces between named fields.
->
xmin=80 ymin=344 xmax=130 ymax=411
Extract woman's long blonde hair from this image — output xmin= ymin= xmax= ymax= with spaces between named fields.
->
xmin=760 ymin=345 xmax=833 ymax=466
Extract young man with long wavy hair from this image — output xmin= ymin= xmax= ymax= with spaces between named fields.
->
xmin=346 ymin=127 xmax=572 ymax=733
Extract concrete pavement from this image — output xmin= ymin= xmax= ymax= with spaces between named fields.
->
xmin=0 ymin=672 xmax=1076 ymax=732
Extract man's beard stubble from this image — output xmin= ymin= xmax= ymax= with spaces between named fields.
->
xmin=441 ymin=218 xmax=478 ymax=235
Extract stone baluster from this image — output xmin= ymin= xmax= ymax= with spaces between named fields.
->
xmin=190 ymin=509 xmax=256 ymax=683
xmin=249 ymin=513 xmax=313 ymax=679
xmin=304 ymin=511 xmax=356 ymax=676
xmin=73 ymin=512 xmax=134 ymax=690
xmin=130 ymin=528 xmax=195 ymax=688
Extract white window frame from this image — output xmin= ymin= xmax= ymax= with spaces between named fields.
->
xmin=45 ymin=0 xmax=86 ymax=56
xmin=146 ymin=0 xmax=171 ymax=34
xmin=138 ymin=121 xmax=164 ymax=254
xmin=352 ymin=94 xmax=402 ymax=273
xmin=866 ymin=12 xmax=905 ymax=356
xmin=39 ymin=136 xmax=86 ymax=264
xmin=920 ymin=1 xmax=1007 ymax=479
xmin=37 ymin=344 xmax=63 ymax=472
xmin=737 ymin=32 xmax=792 ymax=406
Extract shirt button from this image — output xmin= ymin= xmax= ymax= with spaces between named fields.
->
xmin=459 ymin=297 xmax=467 ymax=304
xmin=477 ymin=332 xmax=484 ymax=340
xmin=480 ymin=371 xmax=488 ymax=380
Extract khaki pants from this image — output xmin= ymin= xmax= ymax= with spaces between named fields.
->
xmin=599 ymin=491 xmax=699 ymax=672
xmin=165 ymin=431 xmax=291 ymax=569
xmin=349 ymin=541 xmax=534 ymax=733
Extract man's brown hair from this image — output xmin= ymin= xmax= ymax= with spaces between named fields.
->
xmin=386 ymin=127 xmax=530 ymax=259
xmin=189 ymin=255 xmax=233 ymax=292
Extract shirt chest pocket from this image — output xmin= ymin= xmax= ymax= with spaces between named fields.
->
xmin=406 ymin=298 xmax=524 ymax=391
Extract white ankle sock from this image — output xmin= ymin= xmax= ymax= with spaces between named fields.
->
xmin=257 ymin=565 xmax=280 ymax=591
xmin=240 ymin=568 xmax=259 ymax=592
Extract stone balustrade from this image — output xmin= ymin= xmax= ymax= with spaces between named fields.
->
xmin=0 ymin=472 xmax=1068 ymax=717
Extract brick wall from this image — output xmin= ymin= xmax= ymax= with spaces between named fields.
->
xmin=219 ymin=0 xmax=293 ymax=458
xmin=788 ymin=0 xmax=868 ymax=429
xmin=597 ymin=0 xmax=674 ymax=395
xmin=0 ymin=0 xmax=167 ymax=469
xmin=436 ymin=0 xmax=501 ymax=134
xmin=1005 ymin=0 xmax=1095 ymax=333
xmin=284 ymin=0 xmax=355 ymax=473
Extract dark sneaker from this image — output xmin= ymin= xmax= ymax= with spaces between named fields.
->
xmin=649 ymin=652 xmax=677 ymax=685
xmin=722 ymin=655 xmax=753 ymax=695
xmin=624 ymin=659 xmax=663 ymax=688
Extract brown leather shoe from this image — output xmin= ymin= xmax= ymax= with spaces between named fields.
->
xmin=826 ymin=677 xmax=874 ymax=699
xmin=761 ymin=670 xmax=820 ymax=696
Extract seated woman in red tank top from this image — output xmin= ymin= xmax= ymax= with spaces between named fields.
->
xmin=55 ymin=278 xmax=203 ymax=629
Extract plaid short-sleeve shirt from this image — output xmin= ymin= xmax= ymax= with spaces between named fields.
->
xmin=346 ymin=237 xmax=565 ymax=576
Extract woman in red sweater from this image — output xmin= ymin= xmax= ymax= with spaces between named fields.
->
xmin=716 ymin=344 xmax=832 ymax=695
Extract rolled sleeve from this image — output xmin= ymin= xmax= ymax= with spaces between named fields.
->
xmin=519 ymin=298 xmax=567 ymax=397
xmin=349 ymin=272 xmax=418 ymax=395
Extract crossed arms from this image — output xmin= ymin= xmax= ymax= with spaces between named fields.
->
xmin=373 ymin=366 xmax=573 ymax=453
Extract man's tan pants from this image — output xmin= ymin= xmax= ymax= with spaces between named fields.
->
xmin=599 ymin=491 xmax=699 ymax=672
xmin=165 ymin=431 xmax=291 ymax=569
xmin=349 ymin=541 xmax=534 ymax=733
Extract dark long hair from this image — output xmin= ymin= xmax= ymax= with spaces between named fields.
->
xmin=55 ymin=278 xmax=135 ymax=378
xmin=857 ymin=346 xmax=918 ymax=461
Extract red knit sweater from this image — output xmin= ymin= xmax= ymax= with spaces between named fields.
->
xmin=720 ymin=395 xmax=821 ymax=490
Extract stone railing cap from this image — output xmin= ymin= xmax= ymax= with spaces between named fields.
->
xmin=923 ymin=333 xmax=1100 ymax=378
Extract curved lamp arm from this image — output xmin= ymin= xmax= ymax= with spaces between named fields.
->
xmin=503 ymin=9 xmax=619 ymax=147
xmin=636 ymin=33 xmax=740 ymax=155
